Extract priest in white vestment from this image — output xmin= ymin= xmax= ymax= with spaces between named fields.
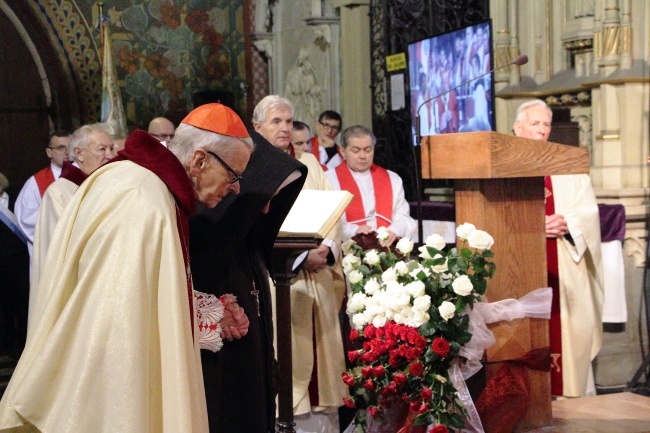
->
xmin=29 ymin=123 xmax=114 ymax=326
xmin=325 ymin=125 xmax=416 ymax=247
xmin=253 ymin=95 xmax=348 ymax=432
xmin=0 ymin=103 xmax=253 ymax=433
xmin=513 ymin=99 xmax=603 ymax=397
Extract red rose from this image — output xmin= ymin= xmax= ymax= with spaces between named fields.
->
xmin=347 ymin=350 xmax=360 ymax=363
xmin=375 ymin=326 xmax=385 ymax=337
xmin=420 ymin=387 xmax=432 ymax=400
xmin=361 ymin=366 xmax=374 ymax=379
xmin=373 ymin=365 xmax=386 ymax=377
xmin=409 ymin=362 xmax=424 ymax=376
xmin=410 ymin=401 xmax=420 ymax=412
xmin=430 ymin=425 xmax=449 ymax=433
xmin=432 ymin=337 xmax=451 ymax=357
xmin=368 ymin=406 xmax=380 ymax=418
xmin=406 ymin=328 xmax=420 ymax=344
xmin=350 ymin=329 xmax=360 ymax=341
xmin=343 ymin=397 xmax=356 ymax=408
xmin=364 ymin=325 xmax=376 ymax=339
xmin=364 ymin=379 xmax=376 ymax=391
xmin=414 ymin=335 xmax=427 ymax=348
xmin=418 ymin=403 xmax=429 ymax=414
xmin=342 ymin=373 xmax=356 ymax=387
xmin=393 ymin=372 xmax=407 ymax=386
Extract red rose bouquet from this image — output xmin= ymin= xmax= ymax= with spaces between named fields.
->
xmin=341 ymin=224 xmax=496 ymax=432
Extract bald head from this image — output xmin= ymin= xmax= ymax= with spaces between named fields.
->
xmin=148 ymin=117 xmax=176 ymax=146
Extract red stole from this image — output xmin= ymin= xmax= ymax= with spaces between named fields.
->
xmin=545 ymin=176 xmax=563 ymax=395
xmin=335 ymin=164 xmax=393 ymax=228
xmin=34 ymin=166 xmax=55 ymax=197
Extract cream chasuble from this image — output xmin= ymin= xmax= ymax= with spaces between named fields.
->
xmin=28 ymin=177 xmax=78 ymax=327
xmin=551 ymin=174 xmax=604 ymax=397
xmin=0 ymin=160 xmax=208 ymax=432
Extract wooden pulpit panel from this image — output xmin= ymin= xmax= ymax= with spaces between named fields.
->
xmin=419 ymin=131 xmax=590 ymax=432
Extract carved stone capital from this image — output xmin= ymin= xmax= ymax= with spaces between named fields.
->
xmin=252 ymin=34 xmax=274 ymax=58
xmin=562 ymin=38 xmax=594 ymax=55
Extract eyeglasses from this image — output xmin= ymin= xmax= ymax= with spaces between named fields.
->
xmin=205 ymin=150 xmax=242 ymax=185
xmin=151 ymin=133 xmax=175 ymax=140
xmin=319 ymin=121 xmax=341 ymax=132
xmin=48 ymin=145 xmax=68 ymax=152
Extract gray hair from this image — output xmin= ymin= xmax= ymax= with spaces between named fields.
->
xmin=169 ymin=123 xmax=254 ymax=165
xmin=68 ymin=123 xmax=110 ymax=162
xmin=340 ymin=125 xmax=376 ymax=149
xmin=515 ymin=99 xmax=553 ymax=123
xmin=252 ymin=95 xmax=294 ymax=125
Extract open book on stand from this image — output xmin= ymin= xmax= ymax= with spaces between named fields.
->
xmin=279 ymin=189 xmax=353 ymax=238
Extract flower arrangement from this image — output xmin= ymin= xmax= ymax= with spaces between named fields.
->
xmin=341 ymin=223 xmax=496 ymax=432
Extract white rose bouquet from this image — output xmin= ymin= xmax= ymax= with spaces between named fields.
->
xmin=341 ymin=223 xmax=496 ymax=433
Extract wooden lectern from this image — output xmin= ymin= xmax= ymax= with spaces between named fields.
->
xmin=420 ymin=131 xmax=589 ymax=431
xmin=273 ymin=237 xmax=320 ymax=433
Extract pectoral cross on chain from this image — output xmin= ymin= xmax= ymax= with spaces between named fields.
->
xmin=251 ymin=281 xmax=261 ymax=317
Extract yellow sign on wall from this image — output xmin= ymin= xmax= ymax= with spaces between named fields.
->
xmin=386 ymin=53 xmax=407 ymax=72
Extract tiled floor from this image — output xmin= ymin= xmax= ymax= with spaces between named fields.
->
xmin=524 ymin=392 xmax=650 ymax=433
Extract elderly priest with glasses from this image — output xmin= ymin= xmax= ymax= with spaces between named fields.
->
xmin=0 ymin=103 xmax=253 ymax=433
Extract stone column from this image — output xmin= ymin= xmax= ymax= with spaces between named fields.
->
xmin=333 ymin=0 xmax=372 ymax=127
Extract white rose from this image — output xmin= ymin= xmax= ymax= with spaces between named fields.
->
xmin=394 ymin=261 xmax=409 ymax=275
xmin=396 ymin=238 xmax=414 ymax=255
xmin=430 ymin=254 xmax=448 ymax=273
xmin=381 ymin=267 xmax=398 ymax=283
xmin=438 ymin=301 xmax=456 ymax=321
xmin=348 ymin=270 xmax=364 ymax=285
xmin=409 ymin=266 xmax=431 ymax=279
xmin=467 ymin=229 xmax=494 ymax=250
xmin=406 ymin=280 xmax=425 ymax=298
xmin=372 ymin=315 xmax=388 ymax=328
xmin=364 ymin=277 xmax=381 ymax=295
xmin=425 ymin=233 xmax=446 ymax=250
xmin=376 ymin=226 xmax=390 ymax=242
xmin=347 ymin=292 xmax=368 ymax=313
xmin=385 ymin=280 xmax=403 ymax=297
xmin=352 ymin=312 xmax=369 ymax=330
xmin=412 ymin=295 xmax=431 ymax=311
xmin=452 ymin=275 xmax=474 ymax=296
xmin=392 ymin=311 xmax=406 ymax=325
xmin=456 ymin=222 xmax=476 ymax=240
xmin=363 ymin=249 xmax=381 ymax=266
xmin=342 ymin=254 xmax=361 ymax=274
xmin=408 ymin=310 xmax=430 ymax=328
xmin=418 ymin=245 xmax=433 ymax=260
xmin=396 ymin=293 xmax=411 ymax=307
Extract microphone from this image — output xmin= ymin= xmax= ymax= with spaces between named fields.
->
xmin=412 ymin=54 xmax=528 ymax=244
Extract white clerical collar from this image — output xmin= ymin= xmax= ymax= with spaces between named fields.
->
xmin=51 ymin=162 xmax=63 ymax=178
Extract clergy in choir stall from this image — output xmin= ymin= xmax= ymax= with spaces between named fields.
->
xmin=190 ymin=131 xmax=307 ymax=433
xmin=325 ymin=125 xmax=416 ymax=247
xmin=0 ymin=103 xmax=253 ymax=433
xmin=310 ymin=110 xmax=344 ymax=170
xmin=513 ymin=99 xmax=603 ymax=398
xmin=28 ymin=123 xmax=114 ymax=324
xmin=14 ymin=130 xmax=71 ymax=254
xmin=253 ymin=95 xmax=348 ymax=430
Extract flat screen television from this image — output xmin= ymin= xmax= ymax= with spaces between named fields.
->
xmin=407 ymin=20 xmax=495 ymax=145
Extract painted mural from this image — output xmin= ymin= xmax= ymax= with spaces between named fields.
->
xmin=32 ymin=0 xmax=247 ymax=128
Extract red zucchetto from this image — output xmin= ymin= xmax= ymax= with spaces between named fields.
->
xmin=181 ymin=103 xmax=249 ymax=138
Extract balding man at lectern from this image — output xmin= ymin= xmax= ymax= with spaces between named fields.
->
xmin=513 ymin=99 xmax=603 ymax=398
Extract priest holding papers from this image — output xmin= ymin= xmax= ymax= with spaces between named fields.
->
xmin=325 ymin=125 xmax=416 ymax=247
xmin=253 ymin=95 xmax=348 ymax=430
